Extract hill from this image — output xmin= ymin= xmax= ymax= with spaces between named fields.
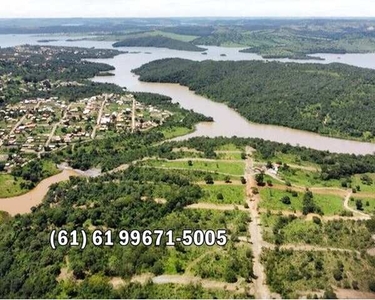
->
xmin=112 ymin=36 xmax=207 ymax=52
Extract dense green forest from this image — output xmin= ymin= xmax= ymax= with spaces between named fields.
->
xmin=134 ymin=58 xmax=375 ymax=141
xmin=112 ymin=36 xmax=207 ymax=52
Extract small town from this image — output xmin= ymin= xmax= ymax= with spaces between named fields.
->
xmin=0 ymin=93 xmax=172 ymax=172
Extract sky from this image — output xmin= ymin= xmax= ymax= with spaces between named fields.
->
xmin=0 ymin=0 xmax=374 ymax=18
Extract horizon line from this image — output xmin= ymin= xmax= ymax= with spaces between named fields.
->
xmin=1 ymin=16 xmax=375 ymax=20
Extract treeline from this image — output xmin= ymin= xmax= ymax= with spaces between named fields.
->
xmin=30 ymin=82 xmax=124 ymax=102
xmin=134 ymin=58 xmax=375 ymax=141
xmin=113 ymin=36 xmax=207 ymax=52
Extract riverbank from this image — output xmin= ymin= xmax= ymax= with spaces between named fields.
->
xmin=0 ymin=169 xmax=80 ymax=215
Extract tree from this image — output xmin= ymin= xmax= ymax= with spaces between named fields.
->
xmin=356 ymin=199 xmax=363 ymax=211
xmin=312 ymin=216 xmax=321 ymax=225
xmin=255 ymin=172 xmax=265 ymax=186
xmin=369 ymin=280 xmax=375 ymax=292
xmin=323 ymin=287 xmax=337 ymax=299
xmin=240 ymin=176 xmax=247 ymax=184
xmin=224 ymin=175 xmax=231 ymax=183
xmin=217 ymin=193 xmax=224 ymax=200
xmin=204 ymin=174 xmax=214 ymax=185
xmin=280 ymin=196 xmax=291 ymax=205
xmin=241 ymin=152 xmax=246 ymax=160
xmin=224 ymin=268 xmax=237 ymax=283
xmin=187 ymin=160 xmax=193 ymax=167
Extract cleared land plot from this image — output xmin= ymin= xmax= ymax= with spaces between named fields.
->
xmin=259 ymin=188 xmax=344 ymax=216
xmin=199 ymin=185 xmax=245 ymax=205
xmin=349 ymin=196 xmax=375 ymax=214
xmin=351 ymin=173 xmax=375 ymax=193
xmin=278 ymin=168 xmax=341 ymax=188
xmin=261 ymin=213 xmax=374 ymax=251
xmin=143 ymin=159 xmax=245 ymax=176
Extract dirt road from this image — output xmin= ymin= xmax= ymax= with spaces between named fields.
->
xmin=245 ymin=146 xmax=272 ymax=299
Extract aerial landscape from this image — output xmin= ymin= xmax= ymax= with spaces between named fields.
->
xmin=1 ymin=0 xmax=375 ymax=299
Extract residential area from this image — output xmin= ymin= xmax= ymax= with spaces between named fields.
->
xmin=0 ymin=93 xmax=172 ymax=172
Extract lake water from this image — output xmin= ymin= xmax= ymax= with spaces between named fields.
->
xmin=2 ymin=34 xmax=375 ymax=154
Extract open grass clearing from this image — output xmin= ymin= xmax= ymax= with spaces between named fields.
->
xmin=0 ymin=173 xmax=28 ymax=198
xmin=200 ymin=185 xmax=246 ymax=205
xmin=259 ymin=188 xmax=344 ymax=216
xmin=143 ymin=159 xmax=245 ymax=176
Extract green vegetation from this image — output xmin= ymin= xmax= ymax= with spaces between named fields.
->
xmin=166 ymin=137 xmax=375 ymax=181
xmin=188 ymin=20 xmax=375 ymax=59
xmin=115 ymin=282 xmax=247 ymax=299
xmin=351 ymin=174 xmax=375 ymax=193
xmin=0 ymin=174 xmax=28 ymax=198
xmin=277 ymin=167 xmax=341 ymax=188
xmin=192 ymin=245 xmax=254 ymax=283
xmin=3 ymin=159 xmax=60 ymax=194
xmin=113 ymin=36 xmax=207 ymax=52
xmin=261 ymin=213 xmax=374 ymax=250
xmin=0 ymin=164 xmax=252 ymax=298
xmin=134 ymin=59 xmax=375 ymax=141
xmin=141 ymin=159 xmax=245 ymax=177
xmin=350 ymin=197 xmax=375 ymax=214
xmin=0 ymin=45 xmax=123 ymax=106
xmin=259 ymin=188 xmax=344 ymax=216
xmin=262 ymin=249 xmax=375 ymax=298
xmin=160 ymin=126 xmax=193 ymax=139
xmin=200 ymin=185 xmax=245 ymax=204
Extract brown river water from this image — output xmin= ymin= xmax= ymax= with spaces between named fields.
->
xmin=1 ymin=35 xmax=375 ymax=215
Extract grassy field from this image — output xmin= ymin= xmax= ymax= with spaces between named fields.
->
xmin=151 ymin=30 xmax=199 ymax=42
xmin=200 ymin=185 xmax=245 ymax=204
xmin=349 ymin=196 xmax=375 ymax=214
xmin=160 ymin=126 xmax=193 ymax=139
xmin=143 ymin=159 xmax=245 ymax=176
xmin=214 ymin=144 xmax=244 ymax=151
xmin=255 ymin=152 xmax=320 ymax=169
xmin=0 ymin=174 xmax=28 ymax=198
xmin=351 ymin=173 xmax=375 ymax=193
xmin=215 ymin=152 xmax=243 ymax=160
xmin=262 ymin=249 xmax=375 ymax=298
xmin=278 ymin=168 xmax=341 ymax=188
xmin=259 ymin=188 xmax=344 ymax=215
xmin=41 ymin=160 xmax=59 ymax=177
xmin=261 ymin=213 xmax=374 ymax=250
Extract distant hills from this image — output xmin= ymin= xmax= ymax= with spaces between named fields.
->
xmin=112 ymin=36 xmax=207 ymax=52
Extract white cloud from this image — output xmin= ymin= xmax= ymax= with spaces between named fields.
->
xmin=0 ymin=0 xmax=374 ymax=18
